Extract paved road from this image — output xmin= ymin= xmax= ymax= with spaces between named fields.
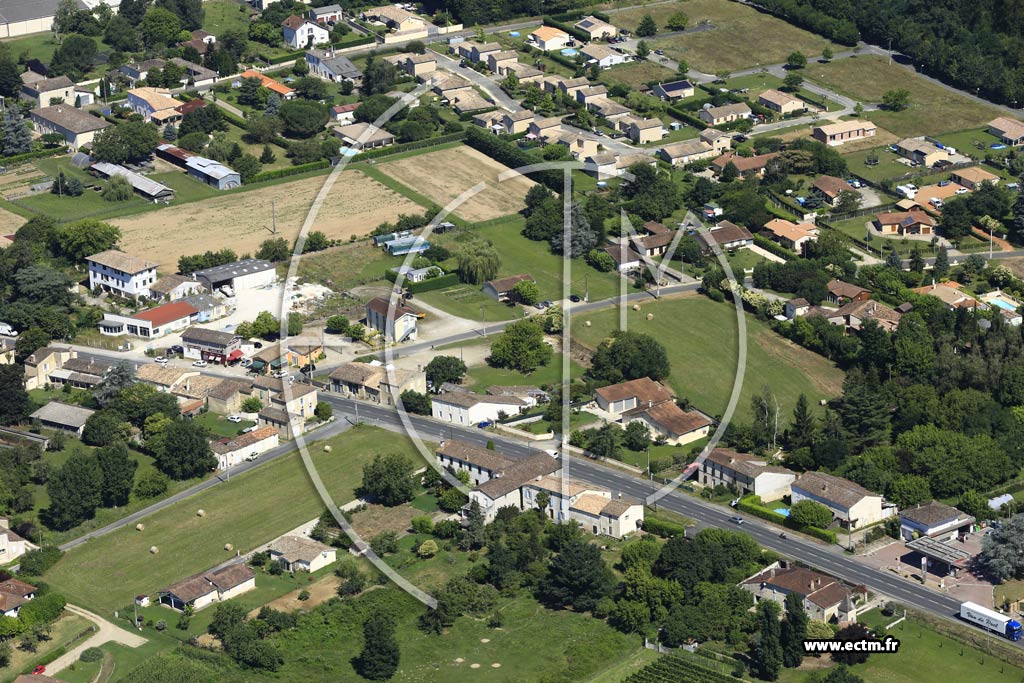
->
xmin=46 ymin=604 xmax=147 ymax=675
xmin=430 ymin=49 xmax=524 ymax=112
xmin=322 ymin=396 xmax=971 ymax=627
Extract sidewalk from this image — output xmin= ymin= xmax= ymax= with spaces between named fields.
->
xmin=46 ymin=604 xmax=147 ymax=676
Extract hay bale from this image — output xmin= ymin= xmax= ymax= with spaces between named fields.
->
xmin=197 ymin=509 xmax=206 ymax=517
xmin=224 ymin=543 xmax=233 ymax=552
xmin=646 ymin=313 xmax=654 ymax=321
xmin=150 ymin=546 xmax=159 ymax=554
xmin=584 ymin=320 xmax=591 ymax=327
xmin=135 ymin=523 xmax=145 ymax=532
xmin=632 ymin=304 xmax=640 ymax=311
xmin=324 ymin=444 xmax=332 ymax=453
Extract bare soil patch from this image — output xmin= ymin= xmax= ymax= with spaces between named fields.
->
xmin=378 ymin=146 xmax=535 ymax=222
xmin=349 ymin=502 xmax=420 ymax=539
xmin=113 ymin=170 xmax=422 ymax=269
xmin=250 ymin=573 xmax=341 ymax=616
xmin=0 ymin=205 xmax=25 ymax=233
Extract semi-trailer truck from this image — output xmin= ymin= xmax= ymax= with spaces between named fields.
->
xmin=960 ymin=602 xmax=1023 ymax=640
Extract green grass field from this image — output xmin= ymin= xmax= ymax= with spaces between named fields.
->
xmin=777 ymin=609 xmax=1024 ymax=683
xmin=202 ymin=0 xmax=255 ymax=35
xmin=806 ymin=55 xmax=1005 ymax=137
xmin=571 ymin=294 xmax=844 ymax=421
xmin=614 ymin=0 xmax=839 ymax=73
xmin=42 ymin=425 xmax=418 ymax=615
xmin=598 ymin=61 xmax=677 ymax=89
xmin=192 ymin=411 xmax=255 ymax=437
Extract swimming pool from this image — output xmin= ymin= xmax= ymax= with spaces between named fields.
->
xmin=775 ymin=508 xmax=790 ymax=517
xmin=340 ymin=147 xmax=360 ymax=157
xmin=991 ymin=298 xmax=1019 ymax=311
xmin=561 ymin=48 xmax=578 ymax=56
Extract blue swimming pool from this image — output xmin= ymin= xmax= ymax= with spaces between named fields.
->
xmin=992 ymin=298 xmax=1018 ymax=311
xmin=775 ymin=508 xmax=790 ymax=517
xmin=509 ymin=31 xmax=520 ymax=37
xmin=340 ymin=147 xmax=360 ymax=157
xmin=561 ymin=48 xmax=578 ymax=56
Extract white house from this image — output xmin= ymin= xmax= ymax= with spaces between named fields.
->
xmin=126 ymin=87 xmax=181 ymax=123
xmin=210 ymin=425 xmax=280 ymax=470
xmin=580 ymin=43 xmax=627 ymax=69
xmin=742 ymin=562 xmax=862 ymax=623
xmin=791 ymin=471 xmax=893 ymax=531
xmin=158 ymin=564 xmax=256 ymax=612
xmin=527 ymin=26 xmax=571 ymax=51
xmin=699 ymin=449 xmax=795 ymax=501
xmin=282 ymin=15 xmax=330 ymax=49
xmin=899 ymin=501 xmax=975 ymax=542
xmin=87 ymin=249 xmax=158 ymax=298
xmin=98 ymin=301 xmax=199 ymax=339
xmin=431 ymin=391 xmax=526 ymax=425
xmin=0 ymin=518 xmax=31 ymax=564
xmin=522 ymin=474 xmax=643 ymax=537
xmin=268 ymin=535 xmax=336 ymax=572
xmin=594 ymin=377 xmax=673 ymax=415
xmin=0 ymin=578 xmax=36 ymax=618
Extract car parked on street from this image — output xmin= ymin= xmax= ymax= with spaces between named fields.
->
xmin=193 ymin=360 xmax=208 ymax=368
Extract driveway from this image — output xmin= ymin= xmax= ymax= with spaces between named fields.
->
xmin=46 ymin=604 xmax=147 ymax=676
xmin=430 ymin=50 xmax=522 ymax=112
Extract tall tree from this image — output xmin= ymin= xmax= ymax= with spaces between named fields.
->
xmin=589 ymin=331 xmax=670 ymax=383
xmin=0 ymin=53 xmax=21 ymax=98
xmin=835 ymin=369 xmax=890 ymax=451
xmin=355 ymin=612 xmax=400 ymax=680
xmin=45 ymin=448 xmax=103 ymax=530
xmin=780 ymin=591 xmax=808 ymax=668
xmin=93 ymin=361 xmax=135 ymax=406
xmin=787 ymin=393 xmax=816 ymax=449
xmin=154 ymin=419 xmax=215 ymax=479
xmin=424 ymin=356 xmax=468 ymax=388
xmin=540 ymin=534 xmax=615 ymax=612
xmin=751 ymin=600 xmax=783 ymax=680
xmin=489 ymin=318 xmax=552 ymax=373
xmin=1 ymin=109 xmax=32 ymax=156
xmin=96 ymin=441 xmax=138 ymax=507
xmin=360 ymin=453 xmax=415 ymax=506
xmin=0 ymin=365 xmax=31 ymax=426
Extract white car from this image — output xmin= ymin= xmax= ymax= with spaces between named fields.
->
xmin=193 ymin=360 xmax=208 ymax=368
xmin=227 ymin=415 xmax=242 ymax=423
xmin=244 ymin=453 xmax=260 ymax=461
xmin=240 ymin=358 xmax=252 ymax=368
xmin=242 ymin=425 xmax=259 ymax=433
xmin=154 ymin=356 xmax=169 ymax=364
xmin=272 ymin=370 xmax=288 ymax=379
xmin=955 ymin=187 xmax=969 ymax=195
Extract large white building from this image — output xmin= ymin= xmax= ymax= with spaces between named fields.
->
xmin=87 ymin=249 xmax=158 ymax=298
xmin=791 ymin=471 xmax=895 ymax=531
xmin=431 ymin=391 xmax=527 ymax=425
xmin=699 ymin=448 xmax=795 ymax=502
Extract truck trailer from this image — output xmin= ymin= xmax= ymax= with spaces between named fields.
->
xmin=959 ymin=602 xmax=1022 ymax=640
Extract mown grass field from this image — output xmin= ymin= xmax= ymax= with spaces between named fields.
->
xmin=42 ymin=425 xmax=418 ymax=615
xmin=615 ymin=0 xmax=839 ymax=73
xmin=571 ymin=293 xmax=844 ymax=421
xmin=806 ymin=55 xmax=1006 ymax=137
xmin=776 ymin=609 xmax=1024 ymax=683
xmin=598 ymin=61 xmax=677 ymax=89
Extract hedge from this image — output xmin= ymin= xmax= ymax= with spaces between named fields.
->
xmin=545 ymin=50 xmax=584 ymax=72
xmin=355 ymin=131 xmax=466 ymax=160
xmin=753 ymin=234 xmax=796 ymax=261
xmin=464 ymin=126 xmax=562 ymax=192
xmin=248 ymin=159 xmax=331 ymax=183
xmin=665 ymin=106 xmax=707 ymax=130
xmin=802 ymin=525 xmax=837 ymax=544
xmin=641 ymin=515 xmax=687 ymax=538
xmin=0 ymin=147 xmax=64 ymax=165
xmin=543 ymin=16 xmax=591 ymax=43
xmin=737 ymin=496 xmax=788 ymax=525
xmin=408 ymin=272 xmax=461 ymax=293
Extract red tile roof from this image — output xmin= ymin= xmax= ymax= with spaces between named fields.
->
xmin=132 ymin=301 xmax=198 ymax=327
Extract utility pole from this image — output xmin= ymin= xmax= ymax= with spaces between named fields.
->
xmin=584 ymin=273 xmax=589 ymax=303
xmin=887 ymin=39 xmax=892 ymax=66
xmin=480 ymin=303 xmax=485 ymax=335
xmin=271 ymin=199 xmax=277 ymax=234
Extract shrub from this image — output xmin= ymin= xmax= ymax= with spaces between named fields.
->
xmin=411 ymin=516 xmax=434 ymax=534
xmin=297 ymin=589 xmax=310 ymax=601
xmin=80 ymin=647 xmax=104 ymax=662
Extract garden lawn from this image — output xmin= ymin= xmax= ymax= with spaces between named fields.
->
xmin=806 ymin=55 xmax=1006 ymax=137
xmin=598 ymin=61 xmax=677 ymax=89
xmin=571 ymin=293 xmax=844 ymax=421
xmin=42 ymin=425 xmax=416 ymax=615
xmin=192 ymin=410 xmax=255 ymax=437
xmin=0 ymin=613 xmax=92 ymax=682
xmin=615 ymin=0 xmax=839 ymax=73
xmin=202 ymin=0 xmax=256 ymax=35
xmin=294 ymin=240 xmax=398 ymax=291
xmin=464 ymin=355 xmax=586 ymax=393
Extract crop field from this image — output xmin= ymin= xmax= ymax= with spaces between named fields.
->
xmin=571 ymin=293 xmax=844 ymax=421
xmin=112 ymin=170 xmax=423 ymax=269
xmin=377 ymin=146 xmax=535 ymax=222
xmin=806 ymin=55 xmax=1006 ymax=137
xmin=615 ymin=0 xmax=838 ymax=73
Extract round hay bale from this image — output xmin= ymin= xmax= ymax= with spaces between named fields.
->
xmin=632 ymin=304 xmax=641 ymax=311
xmin=470 ymin=663 xmax=481 ymax=669
xmin=584 ymin=320 xmax=591 ymax=327
xmin=646 ymin=313 xmax=654 ymax=321
xmin=324 ymin=444 xmax=332 ymax=453
xmin=224 ymin=543 xmax=233 ymax=552
xmin=135 ymin=523 xmax=145 ymax=532
xmin=197 ymin=509 xmax=206 ymax=517
xmin=150 ymin=546 xmax=159 ymax=554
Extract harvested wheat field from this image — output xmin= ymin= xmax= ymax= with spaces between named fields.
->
xmin=114 ymin=170 xmax=422 ymax=269
xmin=0 ymin=206 xmax=25 ymax=234
xmin=378 ymin=145 xmax=535 ymax=222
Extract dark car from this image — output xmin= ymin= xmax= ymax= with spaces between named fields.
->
xmin=569 ymin=294 xmax=582 ymax=302
xmin=733 ymin=134 xmax=748 ymax=143
xmin=477 ymin=420 xmax=493 ymax=429
xmin=253 ymin=341 xmax=263 ymax=349
xmin=169 ymin=345 xmax=184 ymax=354
xmin=300 ymin=363 xmax=317 ymax=374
